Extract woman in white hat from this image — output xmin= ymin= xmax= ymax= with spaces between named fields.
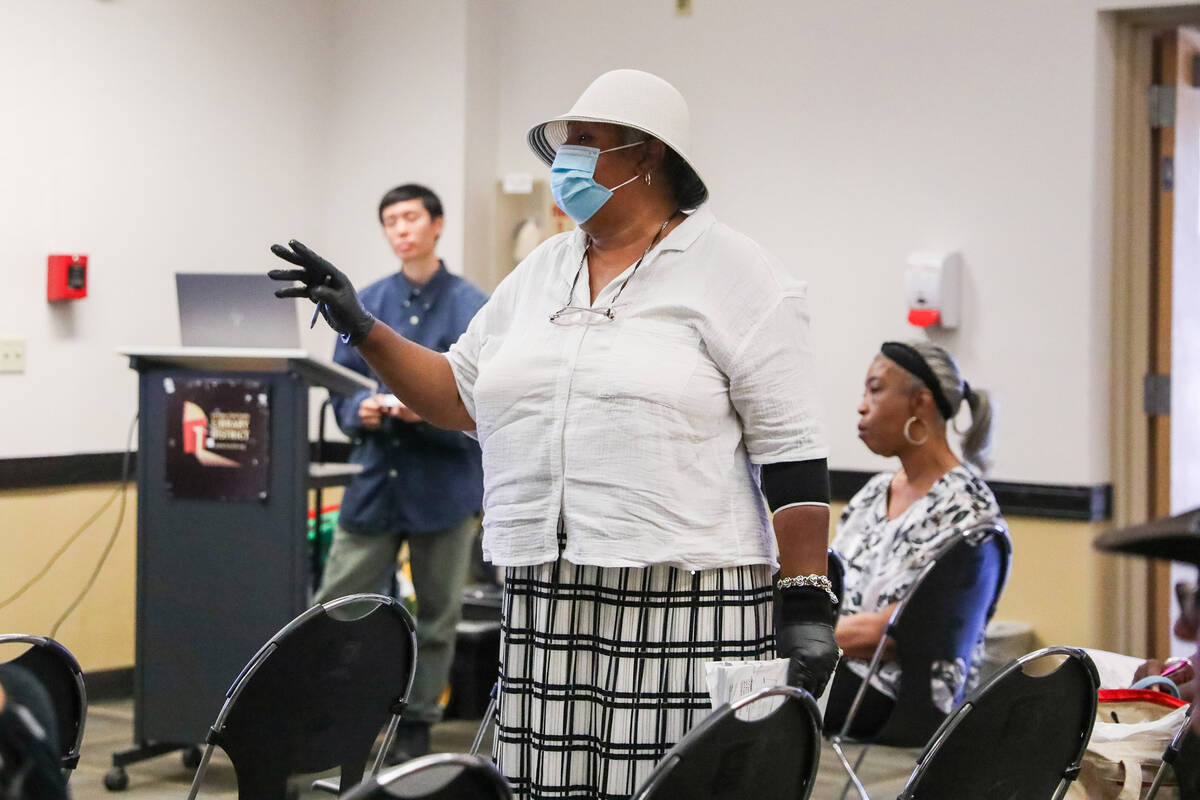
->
xmin=270 ymin=68 xmax=837 ymax=798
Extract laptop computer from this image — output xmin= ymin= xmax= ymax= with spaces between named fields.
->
xmin=176 ymin=273 xmax=301 ymax=349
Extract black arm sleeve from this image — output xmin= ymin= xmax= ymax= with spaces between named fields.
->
xmin=761 ymin=458 xmax=831 ymax=511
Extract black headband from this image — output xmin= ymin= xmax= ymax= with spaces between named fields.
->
xmin=880 ymin=341 xmax=955 ymax=419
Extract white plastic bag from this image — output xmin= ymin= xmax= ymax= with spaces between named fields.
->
xmin=1071 ymin=690 xmax=1189 ymax=799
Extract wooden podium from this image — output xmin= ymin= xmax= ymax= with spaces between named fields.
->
xmin=105 ymin=347 xmax=369 ymax=790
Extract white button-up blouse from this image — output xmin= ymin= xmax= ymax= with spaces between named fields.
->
xmin=445 ymin=206 xmax=828 ymax=571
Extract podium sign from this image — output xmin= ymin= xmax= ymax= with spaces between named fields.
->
xmin=114 ymin=347 xmax=372 ymax=765
xmin=165 ymin=377 xmax=271 ymax=501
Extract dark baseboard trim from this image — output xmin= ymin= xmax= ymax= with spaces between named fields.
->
xmin=986 ymin=480 xmax=1112 ymax=521
xmin=830 ymin=469 xmax=1112 ymax=522
xmin=0 ymin=452 xmax=137 ymax=490
xmin=0 ymin=453 xmax=1112 ymax=521
xmin=0 ymin=442 xmax=354 ymax=491
xmin=85 ymin=666 xmax=134 ymax=701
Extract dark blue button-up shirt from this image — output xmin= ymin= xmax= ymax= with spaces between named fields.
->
xmin=332 ymin=263 xmax=487 ymax=535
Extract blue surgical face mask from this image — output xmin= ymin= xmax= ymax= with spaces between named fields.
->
xmin=550 ymin=140 xmax=645 ymax=224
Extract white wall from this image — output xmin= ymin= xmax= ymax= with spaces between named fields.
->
xmin=462 ymin=1 xmax=501 ymax=291
xmin=313 ymin=0 xmax=469 ymax=291
xmin=4 ymin=0 xmax=1192 ymax=485
xmin=302 ymin=0 xmax=481 ymax=433
xmin=490 ymin=0 xmax=1187 ymax=484
xmin=0 ymin=0 xmax=479 ymax=456
xmin=0 ymin=0 xmax=332 ymax=457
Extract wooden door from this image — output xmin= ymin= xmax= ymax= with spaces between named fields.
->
xmin=1149 ymin=28 xmax=1200 ymax=656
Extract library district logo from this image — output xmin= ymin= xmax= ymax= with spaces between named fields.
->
xmin=182 ymin=401 xmax=244 ymax=468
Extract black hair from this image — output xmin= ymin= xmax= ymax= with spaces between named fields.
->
xmin=615 ymin=128 xmax=707 ymax=210
xmin=661 ymin=147 xmax=702 ymax=209
xmin=378 ymin=184 xmax=443 ymax=223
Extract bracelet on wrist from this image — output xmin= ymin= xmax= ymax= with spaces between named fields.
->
xmin=776 ymin=574 xmax=838 ymax=605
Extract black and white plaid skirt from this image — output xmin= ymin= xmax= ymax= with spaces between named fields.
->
xmin=494 ymin=557 xmax=776 ymax=800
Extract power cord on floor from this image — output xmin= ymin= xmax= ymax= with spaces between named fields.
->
xmin=0 ymin=414 xmax=138 ymax=634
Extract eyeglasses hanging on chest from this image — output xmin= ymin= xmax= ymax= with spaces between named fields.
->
xmin=549 ymin=216 xmax=673 ymax=325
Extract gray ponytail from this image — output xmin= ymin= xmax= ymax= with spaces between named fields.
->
xmin=903 ymin=341 xmax=995 ymax=473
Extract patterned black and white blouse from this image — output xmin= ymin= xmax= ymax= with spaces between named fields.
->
xmin=831 ymin=465 xmax=1002 ymax=707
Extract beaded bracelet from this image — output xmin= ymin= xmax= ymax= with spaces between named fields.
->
xmin=776 ymin=574 xmax=838 ymax=605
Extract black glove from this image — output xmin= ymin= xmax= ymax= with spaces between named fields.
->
xmin=776 ymin=585 xmax=840 ymax=697
xmin=268 ymin=239 xmax=376 ymax=346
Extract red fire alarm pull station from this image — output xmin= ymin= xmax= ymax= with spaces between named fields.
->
xmin=48 ymin=254 xmax=88 ymax=301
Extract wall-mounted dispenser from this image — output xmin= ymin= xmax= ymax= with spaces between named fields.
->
xmin=904 ymin=251 xmax=961 ymax=329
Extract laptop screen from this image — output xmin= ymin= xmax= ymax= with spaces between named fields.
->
xmin=176 ymin=273 xmax=301 ymax=349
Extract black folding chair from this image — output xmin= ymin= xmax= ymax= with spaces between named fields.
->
xmin=0 ymin=634 xmax=87 ymax=777
xmin=340 ymin=753 xmax=512 ymax=800
xmin=826 ymin=521 xmax=1012 ymax=799
xmin=897 ymin=646 xmax=1098 ymax=799
xmin=827 ymin=547 xmax=846 ymax=606
xmin=185 ymin=593 xmax=417 ymax=800
xmin=631 ymin=685 xmax=822 ymax=800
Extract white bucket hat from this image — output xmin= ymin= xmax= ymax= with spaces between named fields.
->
xmin=527 ymin=69 xmax=708 ymax=209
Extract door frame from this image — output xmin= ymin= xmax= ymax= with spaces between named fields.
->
xmin=1109 ymin=6 xmax=1200 ymax=657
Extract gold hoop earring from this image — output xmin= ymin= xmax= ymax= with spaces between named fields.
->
xmin=903 ymin=416 xmax=929 ymax=446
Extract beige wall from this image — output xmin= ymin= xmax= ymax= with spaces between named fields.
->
xmin=0 ymin=486 xmax=1122 ymax=675
xmin=828 ymin=502 xmax=1123 ymax=655
xmin=0 ymin=485 xmax=138 ymax=672
xmin=0 ymin=483 xmax=344 ymax=673
xmin=994 ymin=515 xmax=1113 ymax=651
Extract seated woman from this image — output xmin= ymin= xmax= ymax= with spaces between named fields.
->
xmin=826 ymin=340 xmax=1002 ymax=736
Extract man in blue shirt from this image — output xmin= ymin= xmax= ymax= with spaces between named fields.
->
xmin=316 ymin=183 xmax=487 ymax=762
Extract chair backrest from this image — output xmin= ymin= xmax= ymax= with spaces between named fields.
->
xmin=899 ymin=646 xmax=1099 ymax=800
xmin=205 ymin=594 xmax=417 ymax=799
xmin=0 ymin=634 xmax=87 ymax=773
xmin=340 ymin=753 xmax=512 ymax=800
xmin=827 ymin=548 xmax=846 ymax=606
xmin=869 ymin=521 xmax=1012 ymax=746
xmin=632 ymin=686 xmax=822 ymax=800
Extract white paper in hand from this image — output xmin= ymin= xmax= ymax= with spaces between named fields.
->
xmin=705 ymin=658 xmax=790 ymax=721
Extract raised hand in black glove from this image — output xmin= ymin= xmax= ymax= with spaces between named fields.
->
xmin=776 ymin=584 xmax=841 ymax=697
xmin=268 ymin=240 xmax=376 ymax=346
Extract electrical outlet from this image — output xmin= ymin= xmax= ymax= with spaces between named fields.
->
xmin=0 ymin=338 xmax=26 ymax=374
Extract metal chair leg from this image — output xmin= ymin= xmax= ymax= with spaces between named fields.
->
xmin=372 ymin=713 xmax=402 ymax=773
xmin=470 ymin=680 xmax=500 ymax=756
xmin=185 ymin=743 xmax=218 ymax=800
xmin=832 ymin=639 xmax=888 ymax=800
xmin=1144 ymin=760 xmax=1170 ymax=800
xmin=1145 ymin=706 xmax=1193 ymax=800
xmin=831 ymin=737 xmax=871 ymax=800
